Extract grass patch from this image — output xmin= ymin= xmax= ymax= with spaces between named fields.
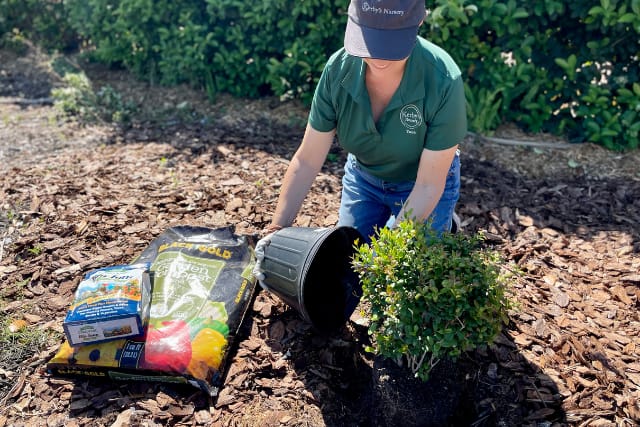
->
xmin=0 ymin=313 xmax=60 ymax=370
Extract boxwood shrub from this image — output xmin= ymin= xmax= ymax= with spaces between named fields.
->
xmin=351 ymin=219 xmax=513 ymax=381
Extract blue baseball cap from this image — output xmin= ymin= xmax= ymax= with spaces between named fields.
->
xmin=344 ymin=0 xmax=426 ymax=60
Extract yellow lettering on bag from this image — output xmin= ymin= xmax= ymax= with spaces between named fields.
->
xmin=234 ymin=279 xmax=248 ymax=303
xmin=196 ymin=245 xmax=232 ymax=259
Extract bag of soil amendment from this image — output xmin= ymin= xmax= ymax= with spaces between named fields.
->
xmin=48 ymin=226 xmax=257 ymax=396
xmin=62 ymin=263 xmax=152 ymax=347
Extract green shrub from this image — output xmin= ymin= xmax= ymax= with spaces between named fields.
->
xmin=205 ymin=0 xmax=346 ymax=102
xmin=64 ymin=0 xmax=346 ymax=102
xmin=0 ymin=0 xmax=77 ymax=51
xmin=10 ymin=0 xmax=637 ymax=150
xmin=0 ymin=29 xmax=30 ymax=55
xmin=51 ymin=72 xmax=96 ymax=117
xmin=352 ymin=220 xmax=512 ymax=381
xmin=52 ymin=72 xmax=137 ymax=124
xmin=425 ymin=0 xmax=640 ymax=149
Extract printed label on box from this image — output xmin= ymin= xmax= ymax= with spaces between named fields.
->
xmin=63 ymin=263 xmax=151 ymax=346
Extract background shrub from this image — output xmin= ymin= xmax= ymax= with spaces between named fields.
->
xmin=2 ymin=0 xmax=638 ymax=150
xmin=424 ymin=0 xmax=640 ymax=150
xmin=51 ymin=71 xmax=138 ymax=124
xmin=0 ymin=0 xmax=77 ymax=51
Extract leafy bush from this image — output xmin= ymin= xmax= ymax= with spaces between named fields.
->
xmin=0 ymin=0 xmax=77 ymax=51
xmin=64 ymin=0 xmax=346 ymax=103
xmin=52 ymin=72 xmax=137 ymax=124
xmin=6 ymin=0 xmax=638 ymax=150
xmin=425 ymin=0 xmax=640 ymax=150
xmin=51 ymin=73 xmax=96 ymax=117
xmin=352 ymin=220 xmax=512 ymax=381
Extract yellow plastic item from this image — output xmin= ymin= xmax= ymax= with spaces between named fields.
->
xmin=187 ymin=328 xmax=227 ymax=379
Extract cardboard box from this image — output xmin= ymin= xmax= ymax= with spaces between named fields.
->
xmin=63 ymin=263 xmax=151 ymax=346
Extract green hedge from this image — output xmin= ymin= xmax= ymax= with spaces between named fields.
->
xmin=63 ymin=0 xmax=345 ymax=103
xmin=0 ymin=0 xmax=77 ymax=51
xmin=2 ymin=0 xmax=638 ymax=150
xmin=424 ymin=0 xmax=640 ymax=149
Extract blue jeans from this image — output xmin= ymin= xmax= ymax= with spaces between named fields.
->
xmin=337 ymin=152 xmax=460 ymax=244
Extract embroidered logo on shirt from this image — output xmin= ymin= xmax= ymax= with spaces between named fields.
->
xmin=400 ymin=104 xmax=422 ymax=134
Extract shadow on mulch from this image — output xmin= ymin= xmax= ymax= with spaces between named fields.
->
xmin=458 ymin=151 xmax=640 ymax=246
xmin=61 ymin=379 xmax=211 ymax=425
xmin=244 ymin=299 xmax=567 ymax=427
xmin=116 ymin=118 xmax=640 ymax=252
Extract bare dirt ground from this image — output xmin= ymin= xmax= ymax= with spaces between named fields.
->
xmin=1 ymin=46 xmax=639 ymax=427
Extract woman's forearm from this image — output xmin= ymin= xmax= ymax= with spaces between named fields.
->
xmin=393 ymin=145 xmax=458 ymax=227
xmin=271 ymin=155 xmax=323 ymax=227
xmin=269 ymin=124 xmax=336 ymax=229
xmin=394 ymin=181 xmax=444 ymax=226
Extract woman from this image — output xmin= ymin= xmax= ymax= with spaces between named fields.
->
xmin=263 ymin=0 xmax=467 ymax=243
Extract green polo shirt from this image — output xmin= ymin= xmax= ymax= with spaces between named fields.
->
xmin=308 ymin=36 xmax=467 ymax=182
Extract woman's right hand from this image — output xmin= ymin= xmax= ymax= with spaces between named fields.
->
xmin=252 ymin=224 xmax=283 ymax=286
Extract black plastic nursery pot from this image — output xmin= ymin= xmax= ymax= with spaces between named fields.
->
xmin=259 ymin=226 xmax=364 ymax=333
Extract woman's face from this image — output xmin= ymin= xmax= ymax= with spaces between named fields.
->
xmin=363 ymin=57 xmax=408 ymax=73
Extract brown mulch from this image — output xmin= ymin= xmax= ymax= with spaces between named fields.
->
xmin=1 ymin=46 xmax=639 ymax=427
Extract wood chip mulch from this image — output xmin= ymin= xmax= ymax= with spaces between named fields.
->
xmin=1 ymin=88 xmax=639 ymax=426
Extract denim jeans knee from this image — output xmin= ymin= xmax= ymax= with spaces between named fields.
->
xmin=427 ymin=153 xmax=460 ymax=233
xmin=338 ymin=153 xmax=460 ymax=242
